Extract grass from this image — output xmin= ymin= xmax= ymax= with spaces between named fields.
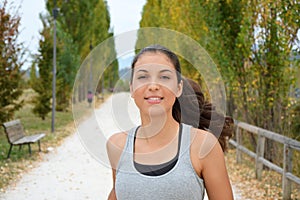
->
xmin=0 ymin=89 xmax=109 ymax=191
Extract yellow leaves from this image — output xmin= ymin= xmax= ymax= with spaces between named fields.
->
xmin=251 ymin=78 xmax=258 ymax=88
xmin=169 ymin=6 xmax=181 ymax=21
xmin=202 ymin=25 xmax=209 ymax=33
xmin=226 ymin=149 xmax=300 ymax=199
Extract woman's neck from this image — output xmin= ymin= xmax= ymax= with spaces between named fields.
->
xmin=138 ymin=112 xmax=179 ymax=141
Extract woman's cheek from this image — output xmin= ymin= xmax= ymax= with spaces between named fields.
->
xmin=131 ymin=80 xmax=148 ymax=92
xmin=161 ymin=83 xmax=180 ymax=96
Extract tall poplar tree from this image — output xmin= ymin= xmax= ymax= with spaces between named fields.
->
xmin=31 ymin=14 xmax=53 ymax=120
xmin=56 ymin=22 xmax=79 ymax=111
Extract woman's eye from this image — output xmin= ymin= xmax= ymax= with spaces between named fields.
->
xmin=160 ymin=75 xmax=170 ymax=80
xmin=137 ymin=75 xmax=147 ymax=79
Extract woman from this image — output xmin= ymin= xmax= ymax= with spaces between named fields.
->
xmin=107 ymin=45 xmax=234 ymax=200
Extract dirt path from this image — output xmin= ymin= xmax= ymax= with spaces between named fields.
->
xmin=0 ymin=131 xmax=112 ymax=200
xmin=0 ymin=93 xmax=241 ymax=200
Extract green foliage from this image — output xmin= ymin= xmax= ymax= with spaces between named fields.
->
xmin=56 ymin=23 xmax=80 ymax=111
xmin=44 ymin=0 xmax=118 ymax=104
xmin=138 ymin=0 xmax=208 ymax=79
xmin=46 ymin=0 xmax=113 ymax=59
xmin=29 ymin=61 xmax=38 ymax=87
xmin=31 ymin=14 xmax=53 ymax=120
xmin=101 ymin=33 xmax=119 ymax=92
xmin=0 ymin=1 xmax=24 ymax=123
xmin=291 ymin=102 xmax=300 ymax=140
xmin=233 ymin=0 xmax=299 ymax=134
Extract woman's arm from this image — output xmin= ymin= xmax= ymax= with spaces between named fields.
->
xmin=107 ymin=169 xmax=117 ymax=200
xmin=106 ymin=133 xmax=127 ymax=200
xmin=195 ymin=130 xmax=234 ymax=200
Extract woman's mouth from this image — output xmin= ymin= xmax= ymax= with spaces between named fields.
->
xmin=144 ymin=97 xmax=164 ymax=104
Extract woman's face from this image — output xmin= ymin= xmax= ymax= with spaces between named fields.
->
xmin=130 ymin=52 xmax=182 ymax=117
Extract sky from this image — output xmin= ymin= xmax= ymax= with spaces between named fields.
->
xmin=6 ymin=0 xmax=47 ymax=70
xmin=5 ymin=0 xmax=146 ymax=70
xmin=106 ymin=0 xmax=147 ymax=69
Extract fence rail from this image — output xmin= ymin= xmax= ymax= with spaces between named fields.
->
xmin=229 ymin=121 xmax=300 ymax=200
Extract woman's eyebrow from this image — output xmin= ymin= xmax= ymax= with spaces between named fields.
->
xmin=160 ymin=69 xmax=173 ymax=73
xmin=136 ymin=69 xmax=148 ymax=73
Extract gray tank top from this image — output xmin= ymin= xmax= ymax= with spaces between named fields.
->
xmin=115 ymin=123 xmax=205 ymax=200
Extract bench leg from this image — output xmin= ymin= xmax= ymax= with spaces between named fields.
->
xmin=38 ymin=140 xmax=41 ymax=152
xmin=28 ymin=143 xmax=32 ymax=155
xmin=7 ymin=144 xmax=13 ymax=159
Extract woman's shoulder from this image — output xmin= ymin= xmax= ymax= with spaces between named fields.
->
xmin=189 ymin=127 xmax=223 ymax=159
xmin=189 ymin=126 xmax=217 ymax=142
xmin=106 ymin=131 xmax=129 ymax=170
xmin=107 ymin=131 xmax=128 ymax=150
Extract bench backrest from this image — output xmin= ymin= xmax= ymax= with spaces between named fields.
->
xmin=2 ymin=119 xmax=25 ymax=143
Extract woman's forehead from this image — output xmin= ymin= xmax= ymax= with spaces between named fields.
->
xmin=134 ymin=52 xmax=174 ymax=69
xmin=134 ymin=64 xmax=176 ymax=74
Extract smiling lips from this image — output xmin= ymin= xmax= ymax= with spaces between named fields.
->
xmin=144 ymin=96 xmax=164 ymax=104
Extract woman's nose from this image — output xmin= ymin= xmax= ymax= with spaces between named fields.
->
xmin=148 ymin=82 xmax=160 ymax=91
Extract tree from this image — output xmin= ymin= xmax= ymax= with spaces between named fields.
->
xmin=56 ymin=22 xmax=80 ymax=111
xmin=45 ymin=0 xmax=118 ymax=103
xmin=247 ymin=0 xmax=299 ymax=161
xmin=31 ymin=14 xmax=53 ymax=120
xmin=29 ymin=60 xmax=38 ymax=87
xmin=0 ymin=0 xmax=24 ymax=123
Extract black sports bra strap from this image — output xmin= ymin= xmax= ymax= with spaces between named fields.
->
xmin=133 ymin=124 xmax=183 ymax=176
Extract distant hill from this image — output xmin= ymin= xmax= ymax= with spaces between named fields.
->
xmin=118 ymin=54 xmax=134 ymax=81
xmin=119 ymin=67 xmax=131 ymax=81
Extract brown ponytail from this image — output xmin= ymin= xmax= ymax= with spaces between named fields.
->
xmin=172 ymin=78 xmax=234 ymax=152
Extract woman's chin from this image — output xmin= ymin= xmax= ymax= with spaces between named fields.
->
xmin=147 ymin=104 xmax=167 ymax=117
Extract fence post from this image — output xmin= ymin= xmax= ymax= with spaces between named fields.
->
xmin=282 ymin=144 xmax=293 ymax=200
xmin=236 ymin=127 xmax=242 ymax=164
xmin=255 ymin=131 xmax=265 ymax=180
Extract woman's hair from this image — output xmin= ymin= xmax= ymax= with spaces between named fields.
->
xmin=131 ymin=45 xmax=233 ymax=152
xmin=175 ymin=78 xmax=234 ymax=152
xmin=131 ymin=44 xmax=181 ymax=84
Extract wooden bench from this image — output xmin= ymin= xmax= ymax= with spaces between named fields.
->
xmin=2 ymin=119 xmax=46 ymax=158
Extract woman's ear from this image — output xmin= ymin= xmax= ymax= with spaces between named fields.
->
xmin=176 ymin=80 xmax=183 ymax=97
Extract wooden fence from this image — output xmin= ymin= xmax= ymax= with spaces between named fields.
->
xmin=229 ymin=121 xmax=300 ymax=200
